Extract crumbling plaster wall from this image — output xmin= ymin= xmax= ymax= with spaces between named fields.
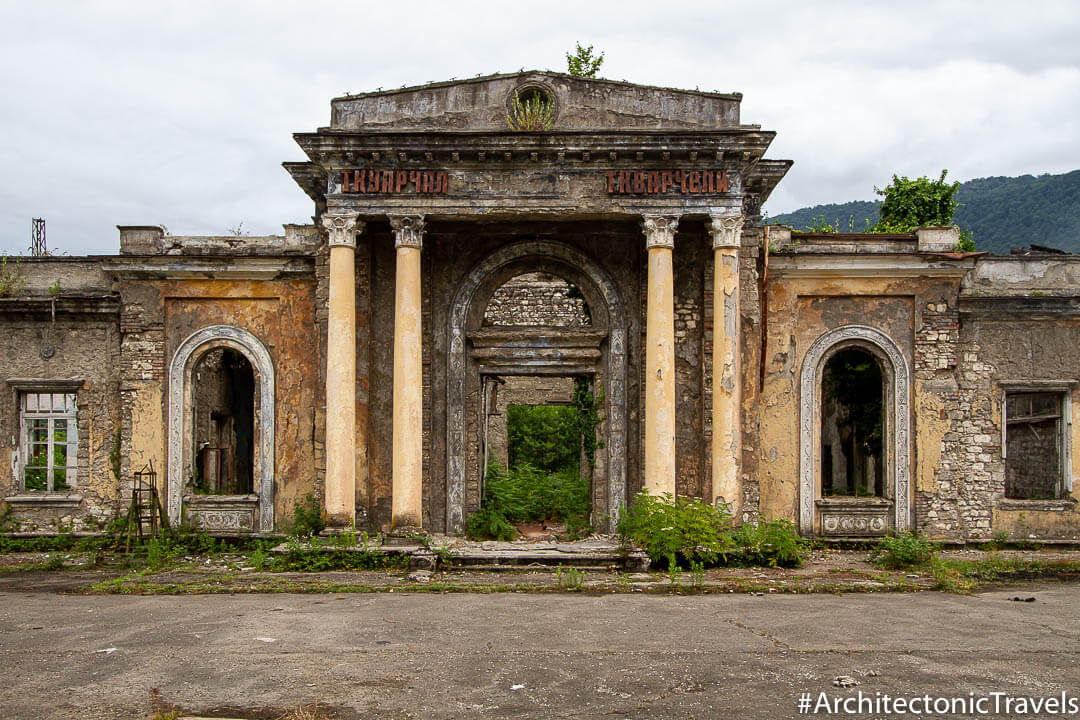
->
xmin=670 ymin=220 xmax=707 ymax=500
xmin=911 ymin=256 xmax=1080 ymax=541
xmin=118 ymin=273 xmax=318 ymax=531
xmin=0 ymin=260 xmax=121 ymax=532
xmin=0 ymin=316 xmax=121 ymax=531
xmin=757 ymin=270 xmax=955 ymax=531
xmin=957 ymin=315 xmax=1080 ymax=541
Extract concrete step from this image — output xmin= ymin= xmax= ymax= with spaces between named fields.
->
xmin=273 ymin=537 xmax=651 ymax=571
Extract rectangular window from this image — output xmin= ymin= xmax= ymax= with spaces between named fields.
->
xmin=19 ymin=391 xmax=78 ymax=492
xmin=1004 ymin=391 xmax=1065 ymax=500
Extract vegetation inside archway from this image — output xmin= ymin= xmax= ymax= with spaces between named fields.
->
xmin=821 ymin=348 xmax=884 ymax=497
xmin=467 ymin=377 xmax=602 ymax=540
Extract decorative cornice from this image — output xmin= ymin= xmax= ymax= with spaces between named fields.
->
xmin=708 ymin=213 xmax=744 ymax=249
xmin=390 ymin=215 xmax=426 ymax=249
xmin=101 ymin=258 xmax=313 ymax=279
xmin=7 ymin=378 xmax=85 ymax=392
xmin=769 ymin=255 xmax=974 ymax=279
xmin=641 ymin=215 xmax=679 ymax=250
xmin=321 ymin=213 xmax=362 ymax=249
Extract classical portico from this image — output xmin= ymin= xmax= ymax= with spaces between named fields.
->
xmin=287 ymin=71 xmax=788 ymax=533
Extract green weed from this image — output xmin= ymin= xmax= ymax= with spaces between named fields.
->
xmin=556 ymin=564 xmax=585 ymax=590
xmin=290 ymin=493 xmax=326 ymax=537
xmin=730 ymin=519 xmax=809 ymax=568
xmin=871 ymin=532 xmax=939 ymax=569
xmin=618 ymin=492 xmax=809 ymax=570
xmin=689 ymin=560 xmax=705 ymax=588
xmin=250 ymin=546 xmax=270 ymax=571
xmin=617 ymin=492 xmax=733 ymax=568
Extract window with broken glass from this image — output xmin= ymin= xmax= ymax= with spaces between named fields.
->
xmin=19 ymin=391 xmax=78 ymax=492
xmin=1005 ymin=391 xmax=1066 ymax=500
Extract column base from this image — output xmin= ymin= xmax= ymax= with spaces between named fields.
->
xmin=384 ymin=524 xmax=426 ymax=547
xmin=324 ymin=513 xmax=356 ymax=530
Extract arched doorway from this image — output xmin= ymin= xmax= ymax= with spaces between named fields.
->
xmin=447 ymin=240 xmax=627 ymax=533
xmin=799 ymin=325 xmax=910 ymax=536
xmin=478 ymin=272 xmax=596 ymax=536
xmin=167 ymin=325 xmax=276 ymax=532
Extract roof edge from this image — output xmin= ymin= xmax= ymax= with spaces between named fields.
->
xmin=333 ymin=71 xmax=744 ymax=103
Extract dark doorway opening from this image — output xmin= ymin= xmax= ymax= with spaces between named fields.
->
xmin=821 ymin=348 xmax=885 ymax=497
xmin=192 ymin=348 xmax=255 ymax=495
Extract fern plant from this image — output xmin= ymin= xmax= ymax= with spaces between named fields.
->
xmin=506 ymin=91 xmax=554 ymax=132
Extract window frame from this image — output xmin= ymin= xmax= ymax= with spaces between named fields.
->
xmin=1001 ymin=383 xmax=1073 ymax=501
xmin=7 ymin=379 xmax=83 ymax=494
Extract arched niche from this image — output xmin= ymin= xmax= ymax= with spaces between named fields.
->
xmin=167 ymin=325 xmax=276 ymax=532
xmin=799 ymin=325 xmax=910 ymax=536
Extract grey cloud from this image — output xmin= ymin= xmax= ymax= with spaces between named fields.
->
xmin=0 ymin=1 xmax=1076 ymax=253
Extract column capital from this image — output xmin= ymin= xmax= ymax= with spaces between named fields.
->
xmin=390 ymin=215 xmax=426 ymax=249
xmin=708 ymin=213 xmax=745 ymax=249
xmin=322 ymin=213 xmax=363 ymax=249
xmin=641 ymin=215 xmax=679 ymax=250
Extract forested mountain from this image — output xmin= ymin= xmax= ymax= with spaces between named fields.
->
xmin=767 ymin=170 xmax=1080 ymax=255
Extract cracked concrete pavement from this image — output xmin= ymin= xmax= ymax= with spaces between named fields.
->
xmin=1 ymin=584 xmax=1078 ymax=719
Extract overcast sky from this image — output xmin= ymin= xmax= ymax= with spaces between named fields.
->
xmin=1 ymin=1 xmax=1077 ymax=255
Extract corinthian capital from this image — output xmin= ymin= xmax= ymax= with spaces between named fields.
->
xmin=390 ymin=215 xmax=426 ymax=249
xmin=641 ymin=215 xmax=679 ymax=250
xmin=322 ymin=213 xmax=363 ymax=249
xmin=708 ymin=213 xmax=745 ymax=249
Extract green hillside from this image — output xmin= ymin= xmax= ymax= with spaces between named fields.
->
xmin=768 ymin=170 xmax=1080 ymax=255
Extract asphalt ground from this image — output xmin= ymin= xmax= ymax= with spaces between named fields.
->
xmin=1 ymin=583 xmax=1078 ymax=719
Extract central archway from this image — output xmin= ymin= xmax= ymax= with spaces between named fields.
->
xmin=446 ymin=240 xmax=627 ymax=533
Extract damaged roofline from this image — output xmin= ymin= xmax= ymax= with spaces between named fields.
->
xmin=332 ymin=70 xmax=744 ymax=103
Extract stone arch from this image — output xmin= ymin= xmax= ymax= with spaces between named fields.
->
xmin=799 ymin=325 xmax=910 ymax=535
xmin=446 ymin=239 xmax=627 ymax=533
xmin=167 ymin=325 xmax=275 ymax=531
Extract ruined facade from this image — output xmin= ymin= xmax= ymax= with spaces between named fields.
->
xmin=2 ymin=72 xmax=1078 ymax=542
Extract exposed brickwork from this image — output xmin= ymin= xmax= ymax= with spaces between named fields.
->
xmin=915 ymin=301 xmax=998 ymax=539
xmin=484 ymin=272 xmax=590 ymax=327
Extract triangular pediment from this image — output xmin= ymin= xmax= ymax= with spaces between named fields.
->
xmin=329 ymin=71 xmax=744 ymax=132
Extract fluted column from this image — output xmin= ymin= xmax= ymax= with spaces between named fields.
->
xmin=390 ymin=215 xmax=425 ymax=528
xmin=642 ymin=215 xmax=678 ymax=496
xmin=322 ymin=213 xmax=363 ymax=526
xmin=709 ymin=214 xmax=745 ymax=519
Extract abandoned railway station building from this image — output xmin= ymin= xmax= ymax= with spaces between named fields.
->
xmin=3 ymin=72 xmax=1079 ymax=543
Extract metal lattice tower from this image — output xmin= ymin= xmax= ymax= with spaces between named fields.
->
xmin=31 ymin=218 xmax=46 ymax=256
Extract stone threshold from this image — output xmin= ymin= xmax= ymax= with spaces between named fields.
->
xmin=271 ymin=535 xmax=650 ymax=571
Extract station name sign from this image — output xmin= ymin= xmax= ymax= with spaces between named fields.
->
xmin=605 ymin=169 xmax=729 ymax=195
xmin=337 ymin=167 xmax=728 ymax=196
xmin=341 ymin=169 xmax=449 ymax=194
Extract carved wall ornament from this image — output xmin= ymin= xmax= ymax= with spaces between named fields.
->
xmin=390 ymin=215 xmax=426 ymax=249
xmin=798 ymin=325 xmax=911 ymax=535
xmin=188 ymin=508 xmax=255 ymax=530
xmin=708 ymin=214 xmax=745 ymax=249
xmin=321 ymin=213 xmax=362 ymax=249
xmin=641 ymin=215 xmax=679 ymax=249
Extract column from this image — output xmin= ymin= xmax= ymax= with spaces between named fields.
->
xmin=709 ymin=214 xmax=745 ymax=519
xmin=322 ymin=212 xmax=362 ymax=527
xmin=642 ymin=215 xmax=678 ymax=496
xmin=390 ymin=215 xmax=425 ymax=529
